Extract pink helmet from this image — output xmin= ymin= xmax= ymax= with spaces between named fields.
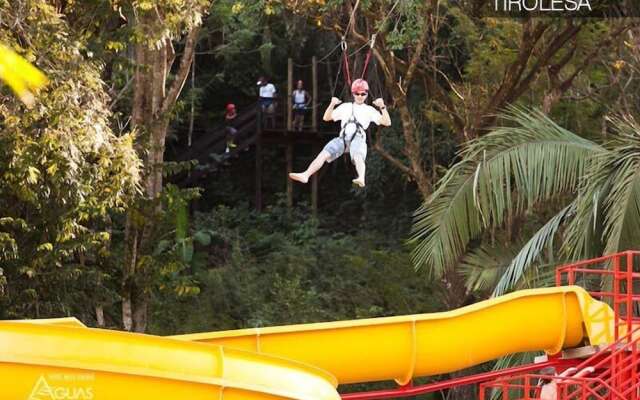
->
xmin=351 ymin=79 xmax=369 ymax=94
xmin=226 ymin=103 xmax=236 ymax=112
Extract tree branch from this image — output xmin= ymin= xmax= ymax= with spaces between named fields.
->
xmin=507 ymin=21 xmax=583 ymax=103
xmin=160 ymin=26 xmax=199 ymax=116
xmin=403 ymin=17 xmax=430 ymax=93
xmin=371 ymin=128 xmax=414 ymax=178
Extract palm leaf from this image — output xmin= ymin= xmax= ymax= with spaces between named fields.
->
xmin=460 ymin=247 xmax=509 ymax=293
xmin=493 ymin=202 xmax=575 ymax=296
xmin=563 ymin=115 xmax=640 ymax=259
xmin=460 ymin=242 xmax=531 ymax=294
xmin=601 ymin=116 xmax=640 ymax=254
xmin=411 ymin=107 xmax=603 ymax=277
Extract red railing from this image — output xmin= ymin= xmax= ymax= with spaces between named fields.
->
xmin=479 ymin=326 xmax=640 ymax=399
xmin=340 ymin=358 xmax=579 ymax=400
xmin=556 ymin=251 xmax=640 ymax=341
xmin=479 ymin=251 xmax=640 ymax=400
xmin=341 ymin=251 xmax=640 ymax=400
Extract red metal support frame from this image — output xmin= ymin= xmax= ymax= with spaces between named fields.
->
xmin=493 ymin=250 xmax=640 ymax=400
xmin=340 ymin=359 xmax=579 ymax=400
xmin=342 ymin=251 xmax=640 ymax=400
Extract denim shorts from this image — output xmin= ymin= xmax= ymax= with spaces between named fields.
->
xmin=323 ymin=133 xmax=367 ymax=163
xmin=260 ymin=97 xmax=274 ymax=107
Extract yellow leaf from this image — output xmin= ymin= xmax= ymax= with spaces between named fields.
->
xmin=231 ymin=2 xmax=245 ymax=13
xmin=37 ymin=243 xmax=53 ymax=252
xmin=105 ymin=41 xmax=125 ymax=52
xmin=0 ymin=44 xmax=48 ymax=107
xmin=46 ymin=164 xmax=58 ymax=176
xmin=137 ymin=1 xmax=153 ymax=10
xmin=27 ymin=166 xmax=40 ymax=184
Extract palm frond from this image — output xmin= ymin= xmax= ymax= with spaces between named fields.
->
xmin=411 ymin=107 xmax=603 ymax=277
xmin=460 ymin=244 xmax=520 ymax=294
xmin=563 ymin=115 xmax=640 ymax=259
xmin=493 ymin=202 xmax=575 ymax=296
xmin=601 ymin=116 xmax=640 ymax=254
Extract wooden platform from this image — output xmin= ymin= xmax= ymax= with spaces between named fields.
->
xmin=261 ymin=128 xmax=336 ymax=145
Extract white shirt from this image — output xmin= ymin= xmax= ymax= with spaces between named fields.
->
xmin=293 ymin=90 xmax=307 ymax=104
xmin=259 ymin=83 xmax=276 ymax=98
xmin=331 ymin=103 xmax=382 ymax=131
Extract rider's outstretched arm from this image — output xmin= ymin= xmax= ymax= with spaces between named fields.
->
xmin=373 ymin=98 xmax=391 ymax=126
xmin=323 ymin=97 xmax=342 ymax=121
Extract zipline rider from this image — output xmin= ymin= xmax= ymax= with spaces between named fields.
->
xmin=289 ymin=79 xmax=391 ymax=188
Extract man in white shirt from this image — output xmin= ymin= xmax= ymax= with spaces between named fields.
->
xmin=289 ymin=79 xmax=391 ymax=187
xmin=257 ymin=76 xmax=277 ymax=128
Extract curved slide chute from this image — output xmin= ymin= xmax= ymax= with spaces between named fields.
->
xmin=172 ymin=286 xmax=615 ymax=385
xmin=0 ymin=286 xmax=616 ymax=399
xmin=0 ymin=321 xmax=338 ymax=400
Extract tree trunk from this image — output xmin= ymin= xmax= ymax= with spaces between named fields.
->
xmin=122 ymin=14 xmax=199 ymax=332
xmin=96 ymin=305 xmax=105 ymax=328
xmin=395 ymin=98 xmax=431 ymax=199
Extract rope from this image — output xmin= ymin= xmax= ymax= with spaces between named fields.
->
xmin=344 ymin=0 xmax=361 ymax=38
xmin=330 ymin=53 xmax=344 ymax=97
xmin=348 ymin=41 xmax=371 ymax=58
xmin=299 ymin=0 xmax=394 ymax=99
xmin=360 ymin=34 xmax=376 ymax=79
xmin=341 ymin=40 xmax=352 ymax=88
xmin=292 ymin=42 xmax=342 ymax=67
xmin=353 ymin=0 xmax=402 ymax=81
xmin=378 ymin=0 xmax=402 ymax=31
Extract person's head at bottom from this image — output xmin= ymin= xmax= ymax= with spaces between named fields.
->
xmin=538 ymin=367 xmax=595 ymax=400
xmin=297 ymin=80 xmax=304 ymax=90
xmin=225 ymin=103 xmax=236 ymax=117
xmin=351 ymin=79 xmax=369 ymax=105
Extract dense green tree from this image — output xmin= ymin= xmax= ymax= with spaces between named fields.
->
xmin=0 ymin=0 xmax=139 ymax=319
xmin=120 ymin=0 xmax=211 ymax=332
xmin=411 ymin=107 xmax=640 ymax=300
xmin=149 ymin=202 xmax=440 ymax=335
xmin=280 ymin=1 xmax=635 ymax=201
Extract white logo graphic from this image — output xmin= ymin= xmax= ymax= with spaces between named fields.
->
xmin=28 ymin=375 xmax=94 ymax=400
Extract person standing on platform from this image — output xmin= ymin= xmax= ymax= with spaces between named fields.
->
xmin=292 ymin=79 xmax=311 ymax=132
xmin=257 ymin=76 xmax=277 ymax=128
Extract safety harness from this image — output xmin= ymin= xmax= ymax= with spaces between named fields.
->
xmin=340 ymin=103 xmax=366 ymax=153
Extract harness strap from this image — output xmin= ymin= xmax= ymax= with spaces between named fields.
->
xmin=361 ymin=34 xmax=377 ymax=79
xmin=340 ymin=104 xmax=366 ymax=151
xmin=341 ymin=39 xmax=352 ymax=88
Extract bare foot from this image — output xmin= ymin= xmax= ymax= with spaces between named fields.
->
xmin=352 ymin=177 xmax=365 ymax=187
xmin=289 ymin=172 xmax=309 ymax=183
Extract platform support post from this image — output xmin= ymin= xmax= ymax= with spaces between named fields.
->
xmin=255 ymin=112 xmax=263 ymax=212
xmin=312 ymin=56 xmax=318 ymax=131
xmin=287 ymin=58 xmax=293 ymax=131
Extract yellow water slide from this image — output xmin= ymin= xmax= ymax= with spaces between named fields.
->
xmin=0 ymin=286 xmax=615 ymax=400
xmin=0 ymin=321 xmax=338 ymax=400
xmin=172 ymin=286 xmax=616 ymax=385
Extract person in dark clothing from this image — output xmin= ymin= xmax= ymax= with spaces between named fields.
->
xmin=224 ymin=103 xmax=238 ymax=153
